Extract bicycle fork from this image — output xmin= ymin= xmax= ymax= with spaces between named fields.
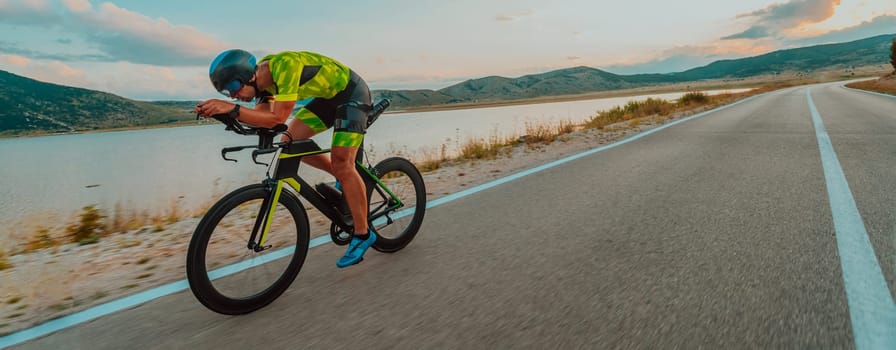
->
xmin=246 ymin=178 xmax=296 ymax=252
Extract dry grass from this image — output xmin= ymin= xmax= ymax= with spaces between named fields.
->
xmin=459 ymin=131 xmax=513 ymax=160
xmin=15 ymin=197 xmax=198 ymax=255
xmin=416 ymin=144 xmax=449 ymax=172
xmin=165 ymin=199 xmax=182 ymax=225
xmin=24 ymin=226 xmax=59 ymax=253
xmin=523 ymin=120 xmax=576 ymax=145
xmin=584 ymin=97 xmax=677 ymax=129
xmin=107 ymin=205 xmax=153 ymax=234
xmin=0 ymin=250 xmax=11 ymax=271
xmin=846 ymin=75 xmax=896 ymax=95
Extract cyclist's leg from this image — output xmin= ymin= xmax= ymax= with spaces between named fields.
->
xmin=285 ymin=99 xmax=336 ymax=173
xmin=332 ymin=117 xmax=374 ymax=268
xmin=331 ymin=72 xmax=372 ymax=235
xmin=333 ymin=72 xmax=376 ymax=267
xmin=331 ymin=114 xmax=368 ymax=234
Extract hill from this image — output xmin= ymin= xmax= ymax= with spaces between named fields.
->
xmin=0 ymin=71 xmax=193 ymax=136
xmin=2 ymin=34 xmax=893 ymax=135
xmin=373 ymin=33 xmax=895 ymax=108
xmin=673 ymin=34 xmax=893 ymax=80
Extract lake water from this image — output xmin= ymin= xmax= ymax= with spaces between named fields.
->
xmin=0 ymin=89 xmax=747 ymax=232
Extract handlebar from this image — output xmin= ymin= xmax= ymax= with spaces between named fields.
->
xmin=204 ymin=99 xmax=391 ymax=164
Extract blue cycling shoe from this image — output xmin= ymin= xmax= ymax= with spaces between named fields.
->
xmin=337 ymin=230 xmax=377 ymax=268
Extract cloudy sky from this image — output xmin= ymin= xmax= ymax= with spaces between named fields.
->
xmin=0 ymin=0 xmax=894 ymax=100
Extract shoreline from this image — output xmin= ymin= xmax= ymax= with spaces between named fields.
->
xmin=1 ymin=70 xmax=884 ymax=140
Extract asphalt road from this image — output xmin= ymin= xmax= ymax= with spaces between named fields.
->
xmin=10 ymin=82 xmax=895 ymax=349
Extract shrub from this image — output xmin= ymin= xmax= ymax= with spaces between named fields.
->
xmin=24 ymin=226 xmax=58 ymax=252
xmin=678 ymin=92 xmax=709 ymax=105
xmin=459 ymin=138 xmax=496 ymax=159
xmin=67 ymin=205 xmax=105 ymax=245
xmin=556 ymin=120 xmax=576 ymax=135
xmin=632 ymin=98 xmax=675 ymax=117
xmin=585 ymin=106 xmax=625 ymax=129
xmin=524 ymin=121 xmax=557 ymax=144
xmin=459 ymin=132 xmax=509 ymax=160
xmin=0 ymin=250 xmax=11 ymax=271
xmin=585 ymin=98 xmax=675 ymax=129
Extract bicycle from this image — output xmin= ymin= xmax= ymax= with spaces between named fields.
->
xmin=186 ymin=99 xmax=426 ymax=315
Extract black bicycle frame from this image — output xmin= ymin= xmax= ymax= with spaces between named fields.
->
xmin=244 ymin=139 xmax=401 ymax=251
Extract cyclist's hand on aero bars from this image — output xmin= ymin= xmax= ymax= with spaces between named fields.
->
xmin=195 ymin=99 xmax=236 ymax=118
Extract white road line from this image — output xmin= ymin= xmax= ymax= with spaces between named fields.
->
xmin=806 ymin=88 xmax=896 ymax=350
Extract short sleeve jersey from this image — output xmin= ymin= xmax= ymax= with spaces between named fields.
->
xmin=259 ymin=51 xmax=351 ymax=102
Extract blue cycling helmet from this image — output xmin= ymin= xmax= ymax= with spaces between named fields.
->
xmin=209 ymin=49 xmax=257 ymax=97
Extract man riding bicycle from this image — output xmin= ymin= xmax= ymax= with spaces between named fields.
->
xmin=195 ymin=49 xmax=375 ymax=268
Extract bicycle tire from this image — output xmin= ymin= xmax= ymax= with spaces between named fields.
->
xmin=186 ymin=183 xmax=310 ymax=315
xmin=366 ymin=157 xmax=426 ymax=253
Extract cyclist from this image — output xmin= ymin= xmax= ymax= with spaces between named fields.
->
xmin=195 ymin=49 xmax=375 ymax=268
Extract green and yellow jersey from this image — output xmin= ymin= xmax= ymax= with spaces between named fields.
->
xmin=260 ymin=51 xmax=352 ymax=102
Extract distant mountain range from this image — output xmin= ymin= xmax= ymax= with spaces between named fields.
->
xmin=374 ymin=34 xmax=894 ymax=108
xmin=0 ymin=34 xmax=892 ymax=136
xmin=0 ymin=71 xmax=193 ymax=135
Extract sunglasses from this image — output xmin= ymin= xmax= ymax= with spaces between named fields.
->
xmin=218 ymin=79 xmax=243 ymax=98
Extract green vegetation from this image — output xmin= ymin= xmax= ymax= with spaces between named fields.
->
xmin=585 ymin=91 xmax=728 ymax=130
xmin=846 ymin=36 xmax=896 ymax=96
xmin=586 ymin=98 xmax=676 ymax=129
xmin=0 ymin=70 xmax=193 ymax=136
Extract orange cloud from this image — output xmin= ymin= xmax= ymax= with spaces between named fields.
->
xmin=61 ymin=0 xmax=91 ymax=13
xmin=2 ymin=54 xmax=31 ymax=67
xmin=724 ymin=0 xmax=843 ymax=40
xmin=7 ymin=60 xmax=92 ymax=88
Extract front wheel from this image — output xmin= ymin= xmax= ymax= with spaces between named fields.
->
xmin=366 ymin=157 xmax=426 ymax=252
xmin=186 ymin=184 xmax=310 ymax=315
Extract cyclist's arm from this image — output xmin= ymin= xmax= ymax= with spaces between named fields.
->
xmin=195 ymin=98 xmax=295 ymax=129
xmin=236 ymin=100 xmax=295 ymax=128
